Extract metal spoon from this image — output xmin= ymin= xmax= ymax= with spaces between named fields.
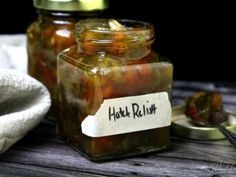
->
xmin=217 ymin=125 xmax=236 ymax=148
xmin=191 ymin=111 xmax=236 ymax=148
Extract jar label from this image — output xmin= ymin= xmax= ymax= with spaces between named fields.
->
xmin=81 ymin=92 xmax=171 ymax=137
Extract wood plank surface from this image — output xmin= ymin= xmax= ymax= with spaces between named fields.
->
xmin=1 ymin=81 xmax=236 ymax=177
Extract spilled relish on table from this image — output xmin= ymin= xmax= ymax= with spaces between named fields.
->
xmin=57 ymin=19 xmax=173 ymax=161
xmin=27 ymin=0 xmax=108 ymax=117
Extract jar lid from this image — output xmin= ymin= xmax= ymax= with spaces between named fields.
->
xmin=171 ymin=105 xmax=236 ymax=140
xmin=33 ymin=0 xmax=108 ymax=11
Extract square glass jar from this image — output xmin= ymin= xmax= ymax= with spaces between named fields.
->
xmin=57 ymin=19 xmax=173 ymax=161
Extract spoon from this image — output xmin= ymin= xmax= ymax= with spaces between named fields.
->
xmin=191 ymin=111 xmax=236 ymax=148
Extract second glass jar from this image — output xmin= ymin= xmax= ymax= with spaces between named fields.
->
xmin=27 ymin=0 xmax=108 ymax=117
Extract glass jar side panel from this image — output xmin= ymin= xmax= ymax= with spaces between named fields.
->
xmin=27 ymin=18 xmax=77 ymax=117
xmin=58 ymin=57 xmax=104 ymax=149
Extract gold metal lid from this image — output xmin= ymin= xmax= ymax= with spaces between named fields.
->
xmin=171 ymin=105 xmax=236 ymax=140
xmin=33 ymin=0 xmax=108 ymax=11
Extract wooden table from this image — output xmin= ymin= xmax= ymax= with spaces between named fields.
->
xmin=1 ymin=81 xmax=236 ymax=177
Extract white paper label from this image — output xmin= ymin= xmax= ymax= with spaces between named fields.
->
xmin=81 ymin=92 xmax=171 ymax=137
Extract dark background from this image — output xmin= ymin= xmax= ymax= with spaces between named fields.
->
xmin=0 ymin=1 xmax=234 ymax=82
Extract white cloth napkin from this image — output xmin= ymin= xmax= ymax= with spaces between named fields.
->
xmin=0 ymin=69 xmax=51 ymax=154
xmin=0 ymin=35 xmax=51 ymax=154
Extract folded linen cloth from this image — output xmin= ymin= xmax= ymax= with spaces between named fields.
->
xmin=0 ymin=69 xmax=51 ymax=154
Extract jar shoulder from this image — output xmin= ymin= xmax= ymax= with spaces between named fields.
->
xmin=58 ymin=48 xmax=173 ymax=78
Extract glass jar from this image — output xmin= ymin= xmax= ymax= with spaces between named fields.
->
xmin=57 ymin=19 xmax=173 ymax=161
xmin=27 ymin=0 xmax=108 ymax=117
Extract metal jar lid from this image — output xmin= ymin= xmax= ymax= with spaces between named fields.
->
xmin=171 ymin=105 xmax=236 ymax=140
xmin=33 ymin=0 xmax=108 ymax=11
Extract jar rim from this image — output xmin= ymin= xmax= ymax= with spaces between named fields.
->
xmin=76 ymin=19 xmax=155 ymax=44
xmin=76 ymin=19 xmax=154 ymax=32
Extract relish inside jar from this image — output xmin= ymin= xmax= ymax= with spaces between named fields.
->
xmin=57 ymin=19 xmax=173 ymax=161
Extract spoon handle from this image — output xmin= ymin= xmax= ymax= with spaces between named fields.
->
xmin=218 ymin=125 xmax=236 ymax=148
